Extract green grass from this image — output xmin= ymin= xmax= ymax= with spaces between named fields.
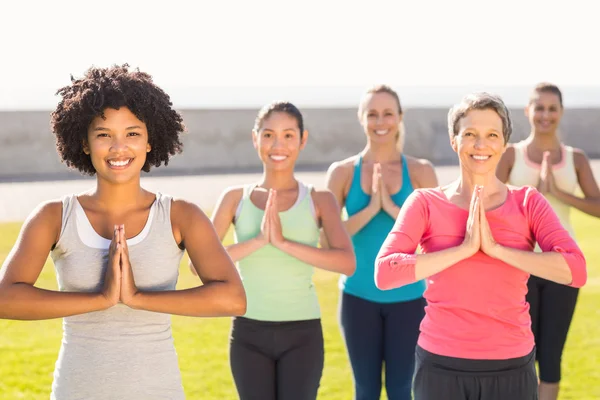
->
xmin=1 ymin=213 xmax=599 ymax=399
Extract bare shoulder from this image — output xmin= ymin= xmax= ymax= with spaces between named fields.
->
xmin=310 ymin=187 xmax=341 ymax=221
xmin=20 ymin=199 xmax=63 ymax=245
xmin=501 ymin=144 xmax=516 ymax=161
xmin=405 ymin=155 xmax=438 ymax=188
xmin=326 ymin=155 xmax=358 ymax=182
xmin=405 ymin=155 xmax=435 ymax=172
xmin=572 ymin=147 xmax=590 ymax=166
xmin=310 ymin=188 xmax=338 ymax=206
xmin=170 ymin=198 xmax=208 ymax=221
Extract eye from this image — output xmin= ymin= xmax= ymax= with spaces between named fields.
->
xmin=385 ymin=112 xmax=393 ymax=116
xmin=489 ymin=133 xmax=499 ymax=138
xmin=127 ymin=132 xmax=140 ymax=137
xmin=367 ymin=113 xmax=376 ymax=118
xmin=263 ymin=132 xmax=271 ymax=138
xmin=464 ymin=132 xmax=473 ymax=136
xmin=96 ymin=133 xmax=109 ymax=138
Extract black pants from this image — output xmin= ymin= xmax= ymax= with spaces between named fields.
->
xmin=339 ymin=292 xmax=425 ymax=400
xmin=527 ymin=275 xmax=579 ymax=383
xmin=413 ymin=346 xmax=538 ymax=400
xmin=229 ymin=317 xmax=324 ymax=400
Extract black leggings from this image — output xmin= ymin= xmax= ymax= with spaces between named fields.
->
xmin=229 ymin=317 xmax=324 ymax=400
xmin=413 ymin=346 xmax=538 ymax=400
xmin=527 ymin=275 xmax=580 ymax=383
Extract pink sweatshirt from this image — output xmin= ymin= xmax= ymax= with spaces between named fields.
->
xmin=375 ymin=186 xmax=586 ymax=360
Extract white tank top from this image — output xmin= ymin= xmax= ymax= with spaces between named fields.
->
xmin=508 ymin=141 xmax=578 ymax=240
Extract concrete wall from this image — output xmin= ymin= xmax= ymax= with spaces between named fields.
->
xmin=1 ymin=108 xmax=598 ymax=182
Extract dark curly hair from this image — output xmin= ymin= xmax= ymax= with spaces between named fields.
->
xmin=51 ymin=64 xmax=185 ymax=175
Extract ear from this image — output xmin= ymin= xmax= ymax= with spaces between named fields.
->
xmin=450 ymin=135 xmax=458 ymax=153
xmin=300 ymin=130 xmax=309 ymax=150
xmin=82 ymin=141 xmax=90 ymax=155
xmin=146 ymin=142 xmax=151 ymax=153
xmin=524 ymin=105 xmax=530 ymax=119
xmin=251 ymin=130 xmax=258 ymax=150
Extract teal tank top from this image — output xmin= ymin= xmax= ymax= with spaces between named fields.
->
xmin=339 ymin=155 xmax=426 ymax=303
xmin=234 ymin=182 xmax=321 ymax=321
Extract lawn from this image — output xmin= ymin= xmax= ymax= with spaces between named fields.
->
xmin=0 ymin=211 xmax=599 ymax=399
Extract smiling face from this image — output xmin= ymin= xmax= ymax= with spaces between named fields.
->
xmin=252 ymin=111 xmax=307 ymax=171
xmin=84 ymin=107 xmax=151 ymax=184
xmin=359 ymin=91 xmax=402 ymax=147
xmin=526 ymin=91 xmax=563 ymax=135
xmin=451 ymin=108 xmax=506 ymax=177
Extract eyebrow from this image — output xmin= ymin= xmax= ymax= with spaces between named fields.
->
xmin=92 ymin=125 xmax=143 ymax=132
xmin=367 ymin=108 xmax=395 ymax=112
xmin=262 ymin=128 xmax=297 ymax=132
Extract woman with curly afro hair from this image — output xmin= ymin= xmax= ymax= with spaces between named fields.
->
xmin=0 ymin=64 xmax=247 ymax=399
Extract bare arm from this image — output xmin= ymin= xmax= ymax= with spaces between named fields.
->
xmin=496 ymin=145 xmax=515 ymax=183
xmin=188 ymin=187 xmax=267 ymax=275
xmin=129 ymin=199 xmax=246 ymax=317
xmin=550 ymin=150 xmax=600 ymax=217
xmin=0 ymin=201 xmax=114 ymax=320
xmin=274 ymin=190 xmax=356 ymax=275
xmin=211 ymin=187 xmax=268 ymax=261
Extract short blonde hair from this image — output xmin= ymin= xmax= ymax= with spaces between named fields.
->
xmin=447 ymin=92 xmax=512 ymax=144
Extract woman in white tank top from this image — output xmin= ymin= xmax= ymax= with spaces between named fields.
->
xmin=0 ymin=64 xmax=246 ymax=399
xmin=496 ymin=83 xmax=600 ymax=400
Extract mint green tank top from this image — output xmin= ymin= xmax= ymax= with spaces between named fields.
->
xmin=234 ymin=182 xmax=321 ymax=321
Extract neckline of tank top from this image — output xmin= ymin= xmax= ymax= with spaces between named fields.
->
xmin=247 ymin=181 xmax=309 ymax=213
xmin=356 ymin=154 xmax=411 ymax=198
xmin=73 ymin=194 xmax=158 ymax=249
xmin=518 ymin=141 xmax=568 ymax=170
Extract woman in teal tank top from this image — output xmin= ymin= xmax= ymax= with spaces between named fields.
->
xmin=205 ymin=102 xmax=355 ymax=400
xmin=325 ymin=85 xmax=438 ymax=400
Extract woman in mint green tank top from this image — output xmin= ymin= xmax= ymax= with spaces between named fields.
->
xmin=0 ymin=65 xmax=246 ymax=399
xmin=204 ymin=102 xmax=355 ymax=400
xmin=325 ymin=85 xmax=438 ymax=400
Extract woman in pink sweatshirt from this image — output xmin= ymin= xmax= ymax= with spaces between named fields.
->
xmin=375 ymin=92 xmax=587 ymax=400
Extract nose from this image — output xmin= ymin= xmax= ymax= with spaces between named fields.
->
xmin=110 ymin=135 xmax=128 ymax=152
xmin=474 ymin=137 xmax=485 ymax=149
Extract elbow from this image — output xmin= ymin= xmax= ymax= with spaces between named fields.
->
xmin=564 ymin=252 xmax=587 ymax=288
xmin=229 ymin=287 xmax=247 ymax=316
xmin=374 ymin=272 xmax=394 ymax=291
xmin=374 ymin=263 xmax=394 ymax=291
xmin=342 ymin=254 xmax=357 ymax=276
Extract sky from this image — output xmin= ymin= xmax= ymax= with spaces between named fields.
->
xmin=1 ymin=0 xmax=599 ymax=109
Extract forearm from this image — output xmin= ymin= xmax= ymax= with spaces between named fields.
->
xmin=551 ymin=188 xmax=600 ymax=218
xmin=277 ymin=240 xmax=356 ymax=275
xmin=343 ymin=205 xmax=379 ymax=236
xmin=493 ymin=245 xmax=579 ymax=286
xmin=383 ymin=204 xmax=400 ymax=219
xmin=130 ymin=281 xmax=247 ymax=317
xmin=376 ymin=245 xmax=471 ymax=289
xmin=0 ymin=284 xmax=109 ymax=320
xmin=225 ymin=237 xmax=266 ymax=262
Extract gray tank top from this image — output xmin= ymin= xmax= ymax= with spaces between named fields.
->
xmin=50 ymin=193 xmax=185 ymax=399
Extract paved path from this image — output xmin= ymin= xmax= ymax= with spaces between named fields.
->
xmin=2 ymin=162 xmax=599 ymax=223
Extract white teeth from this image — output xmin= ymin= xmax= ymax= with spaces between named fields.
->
xmin=471 ymin=155 xmax=490 ymax=160
xmin=374 ymin=130 xmax=389 ymax=136
xmin=108 ymin=159 xmax=132 ymax=167
xmin=270 ymin=155 xmax=287 ymax=161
